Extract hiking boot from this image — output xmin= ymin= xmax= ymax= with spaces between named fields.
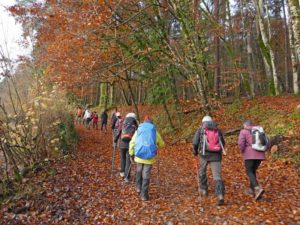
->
xmin=217 ymin=195 xmax=225 ymax=206
xmin=120 ymin=172 xmax=125 ymax=178
xmin=254 ymin=186 xmax=264 ymax=200
xmin=245 ymin=188 xmax=254 ymax=197
xmin=124 ymin=178 xmax=130 ymax=183
xmin=141 ymin=195 xmax=149 ymax=201
xmin=136 ymin=187 xmax=141 ymax=193
xmin=199 ymin=188 xmax=208 ymax=196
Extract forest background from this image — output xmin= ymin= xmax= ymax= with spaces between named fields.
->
xmin=0 ymin=0 xmax=299 ymax=207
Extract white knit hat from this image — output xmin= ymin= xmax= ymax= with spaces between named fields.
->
xmin=126 ymin=112 xmax=136 ymax=119
xmin=202 ymin=115 xmax=213 ymax=123
xmin=116 ymin=112 xmax=121 ymax=117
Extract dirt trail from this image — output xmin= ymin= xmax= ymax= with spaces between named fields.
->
xmin=1 ymin=124 xmax=299 ymax=224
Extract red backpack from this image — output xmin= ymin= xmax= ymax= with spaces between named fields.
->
xmin=202 ymin=128 xmax=222 ymax=154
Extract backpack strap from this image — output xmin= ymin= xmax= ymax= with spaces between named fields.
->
xmin=199 ymin=127 xmax=206 ymax=155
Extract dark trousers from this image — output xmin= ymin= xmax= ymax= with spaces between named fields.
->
xmin=136 ymin=163 xmax=152 ymax=199
xmin=244 ymin=160 xmax=262 ymax=189
xmin=92 ymin=121 xmax=98 ymax=129
xmin=101 ymin=121 xmax=107 ymax=131
xmin=120 ymin=148 xmax=131 ymax=178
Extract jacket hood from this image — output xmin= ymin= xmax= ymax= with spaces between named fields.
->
xmin=203 ymin=121 xmax=217 ymax=129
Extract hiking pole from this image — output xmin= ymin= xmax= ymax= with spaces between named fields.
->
xmin=194 ymin=156 xmax=200 ymax=192
xmin=111 ymin=142 xmax=116 ymax=176
xmin=125 ymin=163 xmax=131 ymax=180
xmin=157 ymin=150 xmax=161 ymax=196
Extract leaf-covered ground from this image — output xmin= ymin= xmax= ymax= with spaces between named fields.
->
xmin=1 ymin=123 xmax=299 ymax=224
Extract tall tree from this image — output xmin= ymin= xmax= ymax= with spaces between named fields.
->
xmin=287 ymin=0 xmax=300 ymax=94
xmin=255 ymin=0 xmax=280 ymax=95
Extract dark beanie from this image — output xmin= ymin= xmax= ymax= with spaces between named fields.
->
xmin=243 ymin=119 xmax=253 ymax=126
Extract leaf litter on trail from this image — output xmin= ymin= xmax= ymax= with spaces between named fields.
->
xmin=1 ymin=110 xmax=300 ymax=225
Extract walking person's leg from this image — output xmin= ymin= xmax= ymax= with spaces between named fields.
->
xmin=119 ymin=148 xmax=126 ymax=177
xmin=253 ymin=160 xmax=262 ymax=183
xmin=252 ymin=160 xmax=264 ymax=199
xmin=210 ymin=161 xmax=225 ymax=205
xmin=124 ymin=149 xmax=131 ymax=182
xmin=141 ymin=164 xmax=152 ymax=201
xmin=135 ymin=163 xmax=143 ymax=193
xmin=245 ymin=160 xmax=258 ymax=190
xmin=199 ymin=158 xmax=208 ymax=195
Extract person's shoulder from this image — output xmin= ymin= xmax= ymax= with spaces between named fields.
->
xmin=240 ymin=128 xmax=249 ymax=135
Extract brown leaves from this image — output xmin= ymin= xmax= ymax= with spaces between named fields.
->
xmin=1 ymin=99 xmax=300 ymax=224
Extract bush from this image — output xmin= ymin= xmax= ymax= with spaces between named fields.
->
xmin=0 ymin=75 xmax=78 ymax=195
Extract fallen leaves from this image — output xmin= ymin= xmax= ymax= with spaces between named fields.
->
xmin=1 ymin=105 xmax=300 ymax=224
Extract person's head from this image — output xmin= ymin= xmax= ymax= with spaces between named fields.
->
xmin=126 ymin=112 xmax=137 ymax=119
xmin=243 ymin=119 xmax=253 ymax=128
xmin=144 ymin=115 xmax=152 ymax=122
xmin=202 ymin=115 xmax=213 ymax=123
xmin=94 ymin=111 xmax=96 ymax=113
xmin=116 ymin=112 xmax=121 ymax=117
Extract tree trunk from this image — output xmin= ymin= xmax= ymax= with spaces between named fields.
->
xmin=255 ymin=0 xmax=280 ymax=95
xmin=246 ymin=23 xmax=256 ymax=97
xmin=287 ymin=0 xmax=300 ymax=60
xmin=109 ymin=82 xmax=114 ymax=107
xmin=162 ymin=99 xmax=175 ymax=130
xmin=214 ymin=0 xmax=221 ymax=97
xmin=120 ymin=81 xmax=130 ymax=106
xmin=287 ymin=0 xmax=300 ymax=94
xmin=265 ymin=0 xmax=280 ymax=95
xmin=282 ymin=0 xmax=291 ymax=92
xmin=99 ymin=82 xmax=107 ymax=110
xmin=125 ymin=71 xmax=140 ymax=121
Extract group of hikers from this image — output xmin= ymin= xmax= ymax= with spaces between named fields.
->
xmin=192 ymin=116 xmax=269 ymax=205
xmin=76 ymin=106 xmax=109 ymax=131
xmin=110 ymin=109 xmax=165 ymax=201
xmin=75 ymin=106 xmax=271 ymax=205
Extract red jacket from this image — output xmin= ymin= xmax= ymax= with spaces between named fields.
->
xmin=91 ymin=113 xmax=98 ymax=123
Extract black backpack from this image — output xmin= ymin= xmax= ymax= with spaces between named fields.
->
xmin=121 ymin=121 xmax=137 ymax=141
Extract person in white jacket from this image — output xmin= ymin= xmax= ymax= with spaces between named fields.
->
xmin=83 ymin=109 xmax=92 ymax=129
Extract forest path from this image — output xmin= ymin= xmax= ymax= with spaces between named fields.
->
xmin=1 ymin=124 xmax=299 ymax=224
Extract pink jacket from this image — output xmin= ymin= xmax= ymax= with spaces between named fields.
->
xmin=238 ymin=128 xmax=267 ymax=160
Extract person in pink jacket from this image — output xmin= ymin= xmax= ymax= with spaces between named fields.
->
xmin=238 ymin=120 xmax=270 ymax=200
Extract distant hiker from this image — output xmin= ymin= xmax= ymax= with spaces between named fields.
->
xmin=111 ymin=107 xmax=117 ymax=129
xmin=192 ymin=115 xmax=226 ymax=206
xmin=115 ymin=112 xmax=138 ymax=183
xmin=82 ymin=108 xmax=86 ymax=125
xmin=112 ymin=112 xmax=123 ymax=144
xmin=238 ymin=120 xmax=270 ymax=200
xmin=100 ymin=109 xmax=108 ymax=132
xmin=129 ymin=116 xmax=165 ymax=201
xmin=91 ymin=111 xmax=99 ymax=130
xmin=83 ymin=109 xmax=92 ymax=129
xmin=76 ymin=106 xmax=83 ymax=124
xmin=111 ymin=112 xmax=123 ymax=175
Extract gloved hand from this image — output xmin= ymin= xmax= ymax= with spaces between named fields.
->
xmin=130 ymin=156 xmax=135 ymax=163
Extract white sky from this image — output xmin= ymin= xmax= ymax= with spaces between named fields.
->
xmin=0 ymin=0 xmax=28 ymax=60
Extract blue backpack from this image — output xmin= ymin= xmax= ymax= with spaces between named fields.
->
xmin=135 ymin=122 xmax=157 ymax=159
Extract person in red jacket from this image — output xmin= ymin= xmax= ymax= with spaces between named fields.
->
xmin=91 ymin=111 xmax=99 ymax=130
